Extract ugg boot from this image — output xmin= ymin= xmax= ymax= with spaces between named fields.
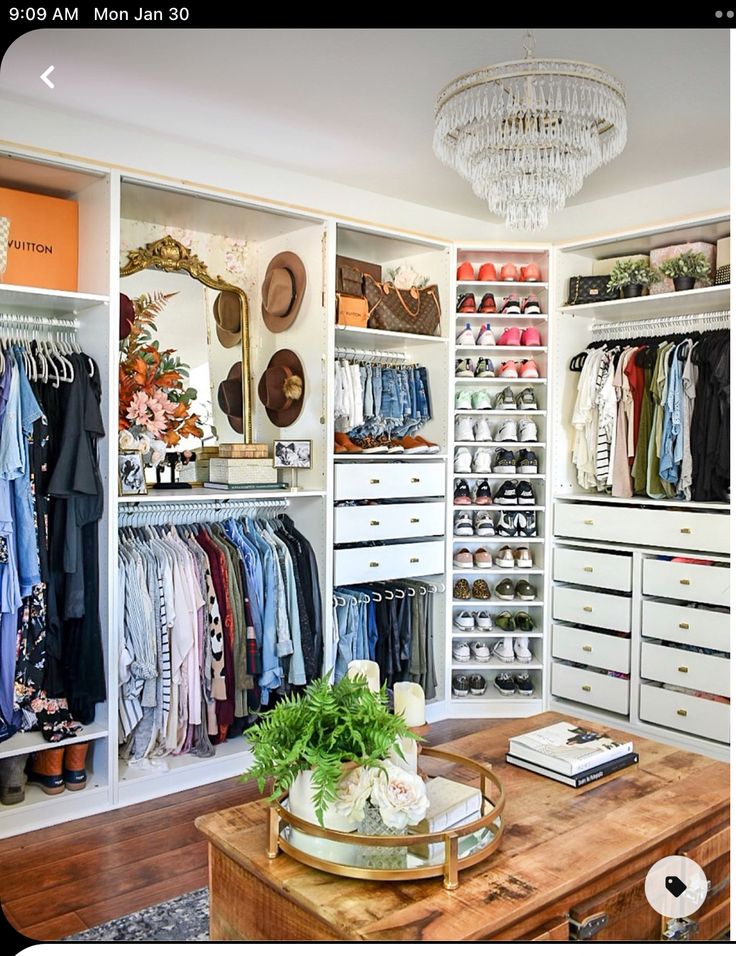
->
xmin=27 ymin=747 xmax=65 ymax=795
xmin=0 ymin=755 xmax=28 ymax=805
xmin=63 ymin=742 xmax=89 ymax=791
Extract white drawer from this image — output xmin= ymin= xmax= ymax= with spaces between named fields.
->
xmin=641 ymin=600 xmax=730 ymax=653
xmin=553 ymin=547 xmax=632 ymax=592
xmin=552 ymin=624 xmax=631 ymax=673
xmin=333 ymin=502 xmax=445 ymax=544
xmin=554 ymin=501 xmax=729 ymax=554
xmin=643 ymin=559 xmax=730 ymax=607
xmin=641 ymin=642 xmax=729 ymax=697
xmin=333 ymin=539 xmax=444 ymax=586
xmin=640 ymin=684 xmax=730 ymax=744
xmin=553 ymin=585 xmax=631 ymax=632
xmin=334 ymin=461 xmax=445 ymax=501
xmin=551 ymin=661 xmax=629 ymax=715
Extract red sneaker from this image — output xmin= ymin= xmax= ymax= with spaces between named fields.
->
xmin=500 ymin=263 xmax=519 ymax=282
xmin=497 ymin=327 xmax=522 ymax=346
xmin=457 ymin=292 xmax=477 ymax=313
xmin=457 ymin=261 xmax=475 ymax=281
xmin=479 ymin=293 xmax=497 ymax=314
xmin=478 ymin=262 xmax=497 ymax=281
xmin=520 ymin=263 xmax=542 ymax=282
xmin=519 ymin=359 xmax=540 ymax=379
xmin=520 ymin=327 xmax=542 ymax=346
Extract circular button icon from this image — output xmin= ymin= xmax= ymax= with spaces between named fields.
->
xmin=645 ymin=856 xmax=708 ymax=918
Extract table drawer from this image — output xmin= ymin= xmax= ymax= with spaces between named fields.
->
xmin=553 ymin=547 xmax=631 ymax=592
xmin=641 ymin=642 xmax=729 ymax=697
xmin=551 ymin=661 xmax=629 ymax=715
xmin=334 ymin=461 xmax=445 ymax=500
xmin=552 ymin=623 xmax=631 ymax=673
xmin=640 ymin=684 xmax=730 ymax=743
xmin=641 ymin=600 xmax=730 ymax=653
xmin=553 ymin=585 xmax=631 ymax=632
xmin=333 ymin=539 xmax=444 ymax=586
xmin=643 ymin=559 xmax=730 ymax=607
xmin=333 ymin=502 xmax=445 ymax=544
xmin=554 ymin=500 xmax=729 ymax=554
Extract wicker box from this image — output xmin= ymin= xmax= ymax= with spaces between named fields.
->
xmin=218 ymin=443 xmax=270 ymax=459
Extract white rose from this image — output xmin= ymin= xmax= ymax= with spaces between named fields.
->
xmin=118 ymin=429 xmax=136 ymax=451
xmin=370 ymin=760 xmax=429 ymax=830
xmin=137 ymin=434 xmax=152 ymax=456
xmin=334 ymin=765 xmax=376 ymax=823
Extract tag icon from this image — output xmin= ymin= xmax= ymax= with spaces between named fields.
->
xmin=645 ymin=857 xmax=708 ymax=918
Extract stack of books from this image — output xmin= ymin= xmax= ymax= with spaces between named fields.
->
xmin=506 ymin=721 xmax=638 ymax=788
xmin=410 ymin=776 xmax=483 ymax=861
xmin=204 ymin=444 xmax=286 ymax=491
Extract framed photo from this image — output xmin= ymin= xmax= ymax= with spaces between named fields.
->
xmin=273 ymin=439 xmax=312 ymax=469
xmin=118 ymin=451 xmax=148 ymax=496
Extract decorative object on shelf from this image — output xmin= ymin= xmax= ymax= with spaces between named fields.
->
xmin=0 ymin=185 xmax=78 ymax=289
xmin=347 ymin=659 xmax=381 ymax=693
xmin=385 ymin=263 xmax=430 ymax=290
xmin=364 ymin=274 xmax=441 ymax=336
xmin=213 ymin=290 xmax=243 ymax=348
xmin=335 ymin=293 xmax=369 ymax=328
xmin=218 ymin=442 xmax=269 ymax=458
xmin=153 ymin=450 xmax=193 ymax=490
xmin=393 ymin=681 xmax=426 ymax=728
xmin=118 ymin=450 xmax=147 ymax=496
xmin=715 ymin=264 xmax=729 ymax=286
xmin=217 ymin=362 xmax=245 ymax=434
xmin=433 ymin=30 xmax=627 ymax=231
xmin=606 ymin=258 xmax=660 ymax=299
xmin=335 ymin=254 xmax=381 ymax=295
xmin=649 ymin=242 xmax=715 ymax=295
xmin=261 ymin=251 xmax=306 ymax=332
xmin=257 ymin=349 xmax=305 ymax=427
xmin=566 ymin=275 xmax=619 ymax=306
xmin=274 ymin=438 xmax=311 ymax=491
xmin=0 ymin=215 xmax=10 ymax=277
xmin=657 ymin=250 xmax=712 ymax=292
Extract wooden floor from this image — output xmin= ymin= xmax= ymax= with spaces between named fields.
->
xmin=1 ymin=718 xmax=495 ymax=941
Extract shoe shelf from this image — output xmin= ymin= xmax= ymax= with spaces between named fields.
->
xmin=335 ymin=453 xmax=449 ymax=461
xmin=457 ymin=280 xmax=548 ymax=289
xmin=453 ymin=536 xmax=545 ymax=543
xmin=455 ymin=345 xmax=548 ymax=353
xmin=452 ymin=599 xmax=545 ymax=608
xmin=452 ymin=631 xmax=544 ymax=639
xmin=450 ymin=658 xmax=544 ymax=671
xmin=0 ymin=721 xmax=109 ymax=760
xmin=451 ymin=504 xmax=544 ymax=511
xmin=454 ymin=378 xmax=548 ymax=385
xmin=454 ymin=410 xmax=547 ymax=416
xmin=451 ymin=567 xmax=545 ymax=575
xmin=455 ymin=442 xmax=545 ymax=448
xmin=456 ymin=312 xmax=549 ymax=321
xmin=453 ymin=472 xmax=547 ymax=479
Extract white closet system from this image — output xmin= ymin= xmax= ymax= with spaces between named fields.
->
xmin=0 ymin=147 xmax=729 ymax=837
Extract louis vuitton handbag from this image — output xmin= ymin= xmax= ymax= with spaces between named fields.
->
xmin=567 ymin=275 xmax=619 ymax=305
xmin=363 ymin=274 xmax=442 ymax=336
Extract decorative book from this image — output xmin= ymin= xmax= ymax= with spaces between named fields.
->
xmin=218 ymin=443 xmax=270 ymax=459
xmin=508 ymin=722 xmax=633 ymax=776
xmin=410 ymin=776 xmax=482 ymax=835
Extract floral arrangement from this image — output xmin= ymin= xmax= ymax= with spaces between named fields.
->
xmin=386 ymin=263 xmax=431 ymax=290
xmin=119 ymin=291 xmax=204 ymax=465
xmin=335 ymin=760 xmax=429 ymax=830
xmin=607 ymin=258 xmax=660 ymax=292
xmin=658 ymin=250 xmax=711 ymax=280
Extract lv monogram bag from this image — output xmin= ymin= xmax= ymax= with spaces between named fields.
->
xmin=363 ymin=275 xmax=441 ymax=336
xmin=567 ymin=275 xmax=619 ymax=306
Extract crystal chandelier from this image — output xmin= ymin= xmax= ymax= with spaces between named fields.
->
xmin=433 ymin=32 xmax=627 ymax=231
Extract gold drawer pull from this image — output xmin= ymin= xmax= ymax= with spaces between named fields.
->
xmin=583 ymin=566 xmax=594 ymax=573
xmin=583 ymin=605 xmax=593 ymax=612
xmin=583 ymin=519 xmax=594 ymax=526
xmin=679 ymin=622 xmax=690 ymax=630
xmin=679 ymin=578 xmax=691 ymax=585
xmin=677 ymin=665 xmax=689 ymax=674
xmin=677 ymin=708 xmax=688 ymax=717
xmin=410 ymin=477 xmax=421 ymax=484
xmin=369 ymin=561 xmax=379 ymax=568
xmin=582 ymin=644 xmax=593 ymax=652
xmin=409 ymin=557 xmax=419 ymax=564
xmin=370 ymin=520 xmax=380 ymax=526
xmin=581 ymin=684 xmax=591 ymax=692
xmin=680 ymin=527 xmax=692 ymax=534
xmin=410 ymin=518 xmax=420 ymax=523
xmin=369 ymin=478 xmax=380 ymax=485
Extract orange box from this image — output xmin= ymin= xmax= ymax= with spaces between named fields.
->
xmin=0 ymin=186 xmax=78 ymax=291
xmin=336 ymin=293 xmax=369 ymax=328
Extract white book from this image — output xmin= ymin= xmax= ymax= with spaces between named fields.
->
xmin=411 ymin=776 xmax=482 ymax=835
xmin=508 ymin=721 xmax=633 ymax=776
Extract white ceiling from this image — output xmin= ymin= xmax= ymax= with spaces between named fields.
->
xmin=0 ymin=28 xmax=729 ymax=221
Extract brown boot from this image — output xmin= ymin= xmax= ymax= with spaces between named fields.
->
xmin=27 ymin=747 xmax=65 ymax=795
xmin=63 ymin=742 xmax=89 ymax=791
xmin=0 ymin=755 xmax=28 ymax=805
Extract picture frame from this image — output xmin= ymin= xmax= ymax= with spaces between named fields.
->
xmin=273 ymin=439 xmax=312 ymax=469
xmin=118 ymin=451 xmax=148 ymax=496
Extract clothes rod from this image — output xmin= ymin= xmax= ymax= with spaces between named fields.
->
xmin=118 ymin=496 xmax=291 ymax=525
xmin=591 ymin=309 xmax=730 ymax=339
xmin=0 ymin=312 xmax=81 ymax=328
xmin=335 ymin=346 xmax=408 ymax=362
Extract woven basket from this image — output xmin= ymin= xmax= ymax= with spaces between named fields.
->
xmin=0 ymin=217 xmax=9 ymax=277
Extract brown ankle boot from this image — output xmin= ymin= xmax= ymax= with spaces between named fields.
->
xmin=63 ymin=742 xmax=89 ymax=791
xmin=27 ymin=747 xmax=65 ymax=795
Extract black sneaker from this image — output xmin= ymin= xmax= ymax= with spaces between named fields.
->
xmin=517 ymin=449 xmax=539 ymax=474
xmin=453 ymin=478 xmax=473 ymax=505
xmin=492 ymin=449 xmax=516 ymax=474
xmin=494 ymin=672 xmax=516 ymax=695
xmin=469 ymin=673 xmax=487 ymax=696
xmin=474 ymin=478 xmax=492 ymax=505
xmin=474 ymin=357 xmax=494 ymax=378
xmin=514 ymin=511 xmax=537 ymax=536
xmin=452 ymin=675 xmax=470 ymax=697
xmin=493 ymin=480 xmax=518 ymax=504
xmin=516 ymin=481 xmax=536 ymax=504
xmin=455 ymin=358 xmax=475 ymax=378
xmin=514 ymin=672 xmax=534 ymax=696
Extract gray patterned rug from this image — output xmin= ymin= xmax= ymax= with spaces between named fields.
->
xmin=65 ymin=887 xmax=210 ymax=941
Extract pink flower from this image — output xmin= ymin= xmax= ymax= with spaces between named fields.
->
xmin=153 ymin=388 xmax=179 ymax=417
xmin=125 ymin=391 xmax=168 ymax=438
xmin=126 ymin=391 xmax=150 ymax=427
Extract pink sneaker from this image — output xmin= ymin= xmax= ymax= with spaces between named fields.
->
xmin=498 ymin=361 xmax=519 ymax=378
xmin=520 ymin=327 xmax=542 ymax=346
xmin=519 ymin=359 xmax=540 ymax=379
xmin=521 ymin=294 xmax=542 ymax=314
xmin=497 ymin=327 xmax=522 ymax=346
xmin=520 ymin=263 xmax=542 ymax=282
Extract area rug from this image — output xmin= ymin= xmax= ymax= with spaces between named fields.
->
xmin=64 ymin=887 xmax=210 ymax=941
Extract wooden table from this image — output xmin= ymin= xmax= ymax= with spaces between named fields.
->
xmin=196 ymin=713 xmax=729 ymax=941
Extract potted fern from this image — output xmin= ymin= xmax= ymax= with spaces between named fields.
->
xmin=607 ymin=258 xmax=660 ymax=299
xmin=244 ymin=674 xmax=420 ymax=832
xmin=658 ymin=250 xmax=711 ymax=291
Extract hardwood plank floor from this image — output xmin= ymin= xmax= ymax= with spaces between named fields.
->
xmin=1 ymin=718 xmax=495 ymax=941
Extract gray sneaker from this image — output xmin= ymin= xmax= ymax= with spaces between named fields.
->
xmin=493 ymin=386 xmax=516 ymax=409
xmin=516 ymin=387 xmax=538 ymax=410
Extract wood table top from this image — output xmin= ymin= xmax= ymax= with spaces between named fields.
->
xmin=195 ymin=712 xmax=729 ymax=941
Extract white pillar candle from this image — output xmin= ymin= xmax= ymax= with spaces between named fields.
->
xmin=393 ymin=681 xmax=425 ymax=727
xmin=390 ymin=736 xmax=418 ymax=775
xmin=347 ymin=659 xmax=380 ymax=693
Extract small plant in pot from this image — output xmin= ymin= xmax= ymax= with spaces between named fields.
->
xmin=658 ymin=250 xmax=711 ymax=292
xmin=607 ymin=258 xmax=660 ymax=299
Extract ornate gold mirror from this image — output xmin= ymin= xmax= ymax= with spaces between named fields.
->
xmin=120 ymin=235 xmax=252 ymax=444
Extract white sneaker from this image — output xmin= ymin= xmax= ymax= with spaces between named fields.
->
xmin=454 ymin=446 xmax=472 ymax=473
xmin=455 ymin=390 xmax=473 ymax=410
xmin=452 ymin=641 xmax=471 ymax=662
xmin=453 ymin=511 xmax=473 ymax=536
xmin=471 ymin=641 xmax=491 ymax=662
xmin=474 ymin=511 xmax=496 ymax=536
xmin=492 ymin=637 xmax=515 ymax=663
xmin=518 ymin=418 xmax=538 ymax=442
xmin=453 ymin=611 xmax=475 ymax=631
xmin=472 ymin=448 xmax=492 ymax=473
xmin=473 ymin=417 xmax=492 ymax=442
xmin=474 ymin=610 xmax=494 ymax=631
xmin=471 ymin=390 xmax=492 ymax=411
xmin=455 ymin=417 xmax=474 ymax=442
xmin=513 ymin=635 xmax=533 ymax=663
xmin=476 ymin=325 xmax=496 ymax=346
xmin=495 ymin=419 xmax=518 ymax=442
xmin=456 ymin=324 xmax=476 ymax=346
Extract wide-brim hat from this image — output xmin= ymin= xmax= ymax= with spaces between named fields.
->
xmin=261 ymin=252 xmax=306 ymax=333
xmin=257 ymin=349 xmax=305 ymax=427
xmin=214 ymin=290 xmax=243 ymax=349
xmin=120 ymin=293 xmax=135 ymax=339
xmin=217 ymin=362 xmax=244 ymax=434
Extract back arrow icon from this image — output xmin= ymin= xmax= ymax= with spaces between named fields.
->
xmin=40 ymin=66 xmax=55 ymax=89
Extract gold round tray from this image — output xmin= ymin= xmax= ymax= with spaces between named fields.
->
xmin=266 ymin=746 xmax=505 ymax=889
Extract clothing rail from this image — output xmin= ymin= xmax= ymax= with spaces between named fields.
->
xmin=333 ymin=579 xmax=445 ymax=606
xmin=335 ymin=345 xmax=408 ymax=362
xmin=118 ymin=497 xmax=290 ymax=527
xmin=591 ymin=309 xmax=730 ymax=340
xmin=0 ymin=312 xmax=81 ymax=330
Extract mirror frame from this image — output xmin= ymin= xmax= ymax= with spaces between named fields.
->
xmin=120 ymin=234 xmax=252 ymax=442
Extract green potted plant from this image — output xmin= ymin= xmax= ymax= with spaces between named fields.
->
xmin=658 ymin=250 xmax=711 ymax=292
xmin=243 ymin=674 xmax=420 ymax=831
xmin=607 ymin=258 xmax=660 ymax=299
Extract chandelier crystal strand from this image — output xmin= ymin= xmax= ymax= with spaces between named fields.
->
xmin=433 ymin=56 xmax=627 ymax=231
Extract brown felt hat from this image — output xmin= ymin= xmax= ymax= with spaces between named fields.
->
xmin=213 ymin=290 xmax=243 ymax=349
xmin=217 ymin=362 xmax=244 ymax=434
xmin=257 ymin=349 xmax=305 ymax=427
xmin=261 ymin=252 xmax=306 ymax=332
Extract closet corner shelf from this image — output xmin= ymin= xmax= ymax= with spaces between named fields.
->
xmin=558 ymin=284 xmax=730 ymax=321
xmin=0 ymin=284 xmax=110 ymax=314
xmin=0 ymin=720 xmax=109 ymax=760
xmin=117 ymin=488 xmax=326 ymax=504
xmin=334 ymin=325 xmax=449 ymax=348
xmin=554 ymin=493 xmax=730 ymax=511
